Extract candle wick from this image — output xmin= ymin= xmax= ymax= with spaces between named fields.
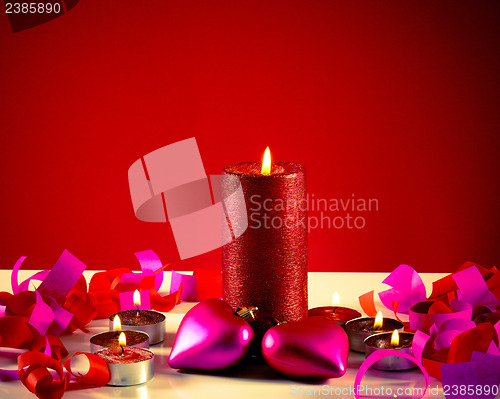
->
xmin=120 ymin=345 xmax=124 ymax=357
xmin=136 ymin=305 xmax=140 ymax=318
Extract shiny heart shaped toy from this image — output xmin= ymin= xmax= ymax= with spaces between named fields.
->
xmin=262 ymin=316 xmax=349 ymax=379
xmin=168 ymin=298 xmax=255 ymax=370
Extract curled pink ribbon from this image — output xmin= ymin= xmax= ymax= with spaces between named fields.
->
xmin=354 ymin=349 xmax=430 ymax=399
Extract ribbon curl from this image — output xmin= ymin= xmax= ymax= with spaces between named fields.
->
xmin=1 ymin=248 xmax=184 ymax=398
xmin=17 ymin=351 xmax=110 ymax=399
xmin=359 ymin=261 xmax=500 ymax=382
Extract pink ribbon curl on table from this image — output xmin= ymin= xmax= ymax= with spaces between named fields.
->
xmin=3 ymin=250 xmax=94 ymax=336
xmin=1 ymin=249 xmax=187 ymax=399
xmin=360 ymin=262 xmax=500 ymax=322
xmin=358 ymin=265 xmax=426 ymax=324
xmin=2 ymin=249 xmax=182 ymax=344
xmin=429 ymin=261 xmax=500 ymax=305
xmin=412 ymin=322 xmax=499 ymax=380
xmin=128 ymin=137 xmax=248 ymax=260
xmin=353 ymin=329 xmax=430 ymax=399
xmin=354 ymin=349 xmax=429 ymax=399
xmin=29 ymin=290 xmax=55 ymax=336
xmin=452 ymin=265 xmax=499 ymax=308
xmin=409 ymin=299 xmax=473 ymax=334
xmin=120 ymin=250 xmax=164 ymax=292
xmin=357 ymin=261 xmax=500 ymax=386
xmin=378 ymin=264 xmax=427 ymax=314
xmin=115 ymin=250 xmax=182 ymax=312
xmin=11 ymin=256 xmax=48 ymax=294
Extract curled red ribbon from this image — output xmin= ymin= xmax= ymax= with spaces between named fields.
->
xmin=64 ymin=352 xmax=110 ymax=390
xmin=18 ymin=351 xmax=67 ymax=399
xmin=18 ymin=351 xmax=110 ymax=399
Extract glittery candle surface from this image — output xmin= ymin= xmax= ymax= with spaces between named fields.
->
xmin=222 ymin=161 xmax=308 ymax=322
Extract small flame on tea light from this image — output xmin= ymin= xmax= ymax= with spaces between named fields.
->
xmin=133 ymin=289 xmax=141 ymax=317
xmin=119 ymin=332 xmax=126 ymax=356
xmin=96 ymin=332 xmax=154 ymax=386
xmin=364 ymin=329 xmax=416 ymax=371
xmin=308 ymin=292 xmax=361 ymax=329
xmin=391 ymin=329 xmax=399 ymax=347
xmin=113 ymin=315 xmax=121 ymax=331
xmin=90 ymin=314 xmax=149 ymax=353
xmin=374 ymin=311 xmax=383 ymax=330
xmin=110 ymin=291 xmax=166 ymax=345
xmin=332 ymin=292 xmax=340 ymax=306
xmin=345 ymin=311 xmax=404 ymax=352
xmin=261 ymin=146 xmax=271 ymax=175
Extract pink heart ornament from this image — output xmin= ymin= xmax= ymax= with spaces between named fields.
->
xmin=169 ymin=298 xmax=255 ymax=370
xmin=262 ymin=316 xmax=349 ymax=379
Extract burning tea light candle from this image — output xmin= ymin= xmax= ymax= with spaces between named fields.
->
xmin=96 ymin=332 xmax=154 ymax=386
xmin=364 ymin=329 xmax=416 ymax=371
xmin=308 ymin=292 xmax=361 ymax=328
xmin=222 ymin=147 xmax=308 ymax=322
xmin=345 ymin=311 xmax=404 ymax=352
xmin=90 ymin=315 xmax=150 ymax=353
xmin=109 ymin=290 xmax=166 ymax=344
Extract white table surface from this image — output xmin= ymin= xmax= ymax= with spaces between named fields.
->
xmin=0 ymin=270 xmax=449 ymax=399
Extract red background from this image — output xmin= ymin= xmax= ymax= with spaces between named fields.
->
xmin=1 ymin=1 xmax=499 ymax=272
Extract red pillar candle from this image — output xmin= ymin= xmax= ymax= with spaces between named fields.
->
xmin=222 ymin=147 xmax=308 ymax=322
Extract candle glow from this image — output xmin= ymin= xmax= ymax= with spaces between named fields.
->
xmin=261 ymin=146 xmax=271 ymax=175
xmin=391 ymin=329 xmax=399 ymax=346
xmin=119 ymin=332 xmax=126 ymax=356
xmin=374 ymin=311 xmax=383 ymax=329
xmin=332 ymin=292 xmax=340 ymax=306
xmin=133 ymin=290 xmax=141 ymax=307
xmin=113 ymin=315 xmax=122 ymax=331
xmin=119 ymin=332 xmax=127 ymax=347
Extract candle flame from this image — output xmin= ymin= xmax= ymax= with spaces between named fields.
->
xmin=374 ymin=311 xmax=383 ymax=329
xmin=119 ymin=332 xmax=126 ymax=347
xmin=332 ymin=292 xmax=340 ymax=306
xmin=133 ymin=289 xmax=141 ymax=308
xmin=261 ymin=146 xmax=271 ymax=175
xmin=113 ymin=315 xmax=122 ymax=331
xmin=391 ymin=329 xmax=399 ymax=346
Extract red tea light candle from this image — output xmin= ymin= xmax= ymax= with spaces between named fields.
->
xmin=364 ymin=329 xmax=416 ymax=371
xmin=308 ymin=292 xmax=361 ymax=328
xmin=90 ymin=315 xmax=150 ymax=353
xmin=345 ymin=311 xmax=404 ymax=352
xmin=222 ymin=147 xmax=308 ymax=322
xmin=96 ymin=332 xmax=154 ymax=386
xmin=110 ymin=290 xmax=166 ymax=344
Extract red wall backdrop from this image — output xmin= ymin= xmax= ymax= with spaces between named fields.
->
xmin=1 ymin=1 xmax=499 ymax=272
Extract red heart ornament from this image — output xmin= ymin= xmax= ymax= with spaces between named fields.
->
xmin=262 ymin=316 xmax=349 ymax=379
xmin=168 ymin=298 xmax=255 ymax=370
